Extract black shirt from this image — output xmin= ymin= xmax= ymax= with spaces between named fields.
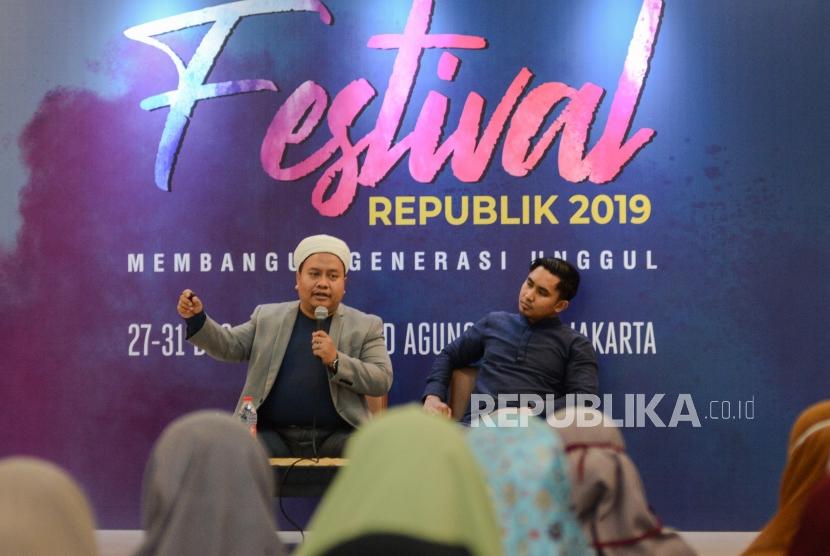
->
xmin=257 ymin=311 xmax=351 ymax=430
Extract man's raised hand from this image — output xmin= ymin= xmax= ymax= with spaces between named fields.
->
xmin=177 ymin=289 xmax=204 ymax=318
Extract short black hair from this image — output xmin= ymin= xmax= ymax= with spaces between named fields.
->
xmin=529 ymin=257 xmax=580 ymax=301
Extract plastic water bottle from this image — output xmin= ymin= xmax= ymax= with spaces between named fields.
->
xmin=239 ymin=396 xmax=257 ymax=437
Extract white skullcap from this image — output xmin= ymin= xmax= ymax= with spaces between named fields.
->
xmin=294 ymin=234 xmax=351 ymax=273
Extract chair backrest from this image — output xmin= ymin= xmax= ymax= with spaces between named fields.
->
xmin=366 ymin=368 xmax=475 ymax=420
xmin=449 ymin=367 xmax=478 ymax=420
xmin=366 ymin=394 xmax=388 ymax=415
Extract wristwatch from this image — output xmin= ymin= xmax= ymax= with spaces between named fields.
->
xmin=329 ymin=357 xmax=339 ymax=374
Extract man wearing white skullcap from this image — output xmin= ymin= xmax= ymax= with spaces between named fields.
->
xmin=175 ymin=234 xmax=393 ymax=457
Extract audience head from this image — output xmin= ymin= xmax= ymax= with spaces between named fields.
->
xmin=550 ymin=406 xmax=695 ymax=555
xmin=467 ymin=407 xmax=591 ymax=555
xmin=745 ymin=400 xmax=830 ymax=555
xmin=0 ymin=456 xmax=98 ymax=556
xmin=135 ymin=410 xmax=284 ymax=556
xmin=298 ymin=405 xmax=501 ymax=556
xmin=782 ymin=401 xmax=830 ymax=494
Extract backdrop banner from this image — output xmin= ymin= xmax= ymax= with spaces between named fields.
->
xmin=1 ymin=0 xmax=828 ymax=529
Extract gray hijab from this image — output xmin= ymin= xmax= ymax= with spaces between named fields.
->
xmin=135 ymin=411 xmax=285 ymax=556
xmin=549 ymin=407 xmax=696 ymax=556
xmin=0 ymin=456 xmax=98 ymax=556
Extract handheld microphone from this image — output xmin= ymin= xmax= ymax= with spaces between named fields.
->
xmin=314 ymin=306 xmax=329 ymax=331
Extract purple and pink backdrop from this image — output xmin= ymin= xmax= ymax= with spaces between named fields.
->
xmin=1 ymin=0 xmax=828 ymax=529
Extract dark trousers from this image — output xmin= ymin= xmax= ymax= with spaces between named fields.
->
xmin=259 ymin=426 xmax=352 ymax=458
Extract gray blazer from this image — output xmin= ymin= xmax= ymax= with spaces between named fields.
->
xmin=188 ymin=301 xmax=393 ymax=427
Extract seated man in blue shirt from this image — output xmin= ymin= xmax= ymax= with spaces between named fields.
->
xmin=422 ymin=257 xmax=598 ymax=424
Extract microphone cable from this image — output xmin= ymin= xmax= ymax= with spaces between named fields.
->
xmin=277 ymin=453 xmax=322 ymax=543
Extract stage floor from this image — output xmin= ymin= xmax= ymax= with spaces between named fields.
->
xmin=97 ymin=530 xmax=758 ymax=555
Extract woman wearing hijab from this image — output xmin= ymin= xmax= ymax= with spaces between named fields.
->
xmin=297 ymin=405 xmax=503 ymax=556
xmin=135 ymin=410 xmax=285 ymax=556
xmin=0 ymin=456 xmax=98 ymax=556
xmin=550 ymin=406 xmax=696 ymax=556
xmin=744 ymin=400 xmax=830 ymax=556
xmin=466 ymin=407 xmax=592 ymax=556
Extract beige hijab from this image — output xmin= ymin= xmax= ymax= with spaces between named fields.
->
xmin=743 ymin=400 xmax=830 ymax=556
xmin=0 ymin=456 xmax=98 ymax=556
xmin=135 ymin=411 xmax=285 ymax=556
xmin=550 ymin=407 xmax=695 ymax=555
